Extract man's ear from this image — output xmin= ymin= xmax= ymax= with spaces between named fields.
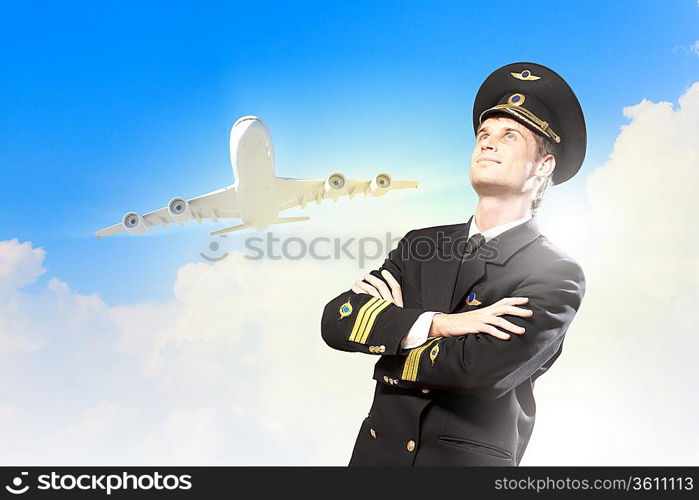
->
xmin=536 ymin=154 xmax=556 ymax=178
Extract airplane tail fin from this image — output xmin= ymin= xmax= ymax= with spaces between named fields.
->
xmin=209 ymin=216 xmax=310 ymax=236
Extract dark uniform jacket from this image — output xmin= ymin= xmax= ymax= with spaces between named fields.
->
xmin=320 ymin=215 xmax=586 ymax=466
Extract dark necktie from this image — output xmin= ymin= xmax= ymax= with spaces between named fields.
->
xmin=462 ymin=233 xmax=486 ymax=259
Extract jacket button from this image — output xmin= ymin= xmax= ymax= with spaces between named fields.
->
xmin=406 ymin=440 xmax=416 ymax=452
xmin=370 ymin=428 xmax=377 ymax=439
xmin=421 ymin=388 xmax=430 ymax=394
xmin=378 ymin=345 xmax=386 ymax=353
xmin=383 ymin=376 xmax=389 ymax=383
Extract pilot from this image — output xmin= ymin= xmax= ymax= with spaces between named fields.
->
xmin=320 ymin=62 xmax=587 ymax=466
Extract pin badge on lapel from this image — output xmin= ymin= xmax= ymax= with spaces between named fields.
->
xmin=339 ymin=299 xmax=353 ymax=320
xmin=466 ymin=292 xmax=482 ymax=306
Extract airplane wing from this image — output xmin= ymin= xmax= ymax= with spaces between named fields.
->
xmin=277 ymin=173 xmax=418 ymax=212
xmin=95 ymin=186 xmax=240 ymax=238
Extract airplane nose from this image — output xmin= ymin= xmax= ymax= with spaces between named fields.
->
xmin=231 ymin=116 xmax=270 ymax=140
xmin=233 ymin=115 xmax=261 ymax=128
xmin=229 ymin=115 xmax=274 ymax=167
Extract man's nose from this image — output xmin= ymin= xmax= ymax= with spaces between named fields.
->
xmin=480 ymin=136 xmax=496 ymax=151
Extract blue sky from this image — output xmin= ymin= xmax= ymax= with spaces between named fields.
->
xmin=1 ymin=0 xmax=697 ymax=305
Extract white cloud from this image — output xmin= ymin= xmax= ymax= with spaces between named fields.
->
xmin=692 ymin=40 xmax=699 ymax=56
xmin=0 ymin=239 xmax=45 ymax=292
xmin=524 ymin=82 xmax=699 ymax=465
xmin=0 ymin=237 xmax=381 ymax=465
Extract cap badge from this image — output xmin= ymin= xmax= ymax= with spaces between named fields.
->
xmin=510 ymin=69 xmax=540 ymax=81
xmin=507 ymin=93 xmax=525 ymax=106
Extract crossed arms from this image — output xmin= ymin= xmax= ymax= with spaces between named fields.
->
xmin=320 ymin=231 xmax=586 ymax=401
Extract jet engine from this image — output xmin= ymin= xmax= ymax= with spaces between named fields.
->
xmin=167 ymin=197 xmax=192 ymax=222
xmin=369 ymin=173 xmax=392 ymax=196
xmin=324 ymin=172 xmax=347 ymax=200
xmin=122 ymin=212 xmax=147 ymax=234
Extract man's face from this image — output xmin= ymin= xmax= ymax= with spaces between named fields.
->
xmin=470 ymin=115 xmax=544 ymax=197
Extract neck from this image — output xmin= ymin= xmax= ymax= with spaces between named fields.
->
xmin=473 ymin=195 xmax=531 ymax=232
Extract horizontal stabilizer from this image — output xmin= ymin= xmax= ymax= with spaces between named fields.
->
xmin=210 ymin=224 xmax=248 ymax=236
xmin=209 ymin=216 xmax=310 ymax=236
xmin=272 ymin=216 xmax=310 ymax=225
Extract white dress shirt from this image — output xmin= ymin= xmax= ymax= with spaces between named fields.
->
xmin=400 ymin=212 xmax=533 ymax=349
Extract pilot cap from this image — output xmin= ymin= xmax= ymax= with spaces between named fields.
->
xmin=472 ymin=62 xmax=586 ymax=185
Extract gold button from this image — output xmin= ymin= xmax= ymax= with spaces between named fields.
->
xmin=378 ymin=345 xmax=386 ymax=353
xmin=421 ymin=388 xmax=430 ymax=394
xmin=406 ymin=440 xmax=416 ymax=452
xmin=370 ymin=428 xmax=377 ymax=439
xmin=383 ymin=376 xmax=389 ymax=383
xmin=369 ymin=346 xmax=376 ymax=353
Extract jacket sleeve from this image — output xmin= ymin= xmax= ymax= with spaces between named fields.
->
xmin=320 ymin=230 xmax=427 ymax=356
xmin=379 ymin=257 xmax=586 ymax=400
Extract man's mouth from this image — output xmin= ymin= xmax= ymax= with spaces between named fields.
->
xmin=477 ymin=157 xmax=500 ymax=164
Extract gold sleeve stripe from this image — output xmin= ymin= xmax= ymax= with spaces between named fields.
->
xmin=348 ymin=297 xmax=380 ymax=342
xmin=356 ymin=300 xmax=392 ymax=344
xmin=401 ymin=338 xmax=440 ymax=382
xmin=352 ymin=298 xmax=384 ymax=342
xmin=403 ymin=343 xmax=427 ymax=381
xmin=401 ymin=344 xmax=423 ymax=381
xmin=353 ymin=298 xmax=388 ymax=344
xmin=401 ymin=339 xmax=437 ymax=382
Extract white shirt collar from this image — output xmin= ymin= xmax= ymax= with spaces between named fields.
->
xmin=468 ymin=212 xmax=533 ymax=242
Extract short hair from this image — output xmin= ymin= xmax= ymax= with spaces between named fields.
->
xmin=531 ymin=132 xmax=557 ymax=215
xmin=533 ymin=131 xmax=559 ymax=163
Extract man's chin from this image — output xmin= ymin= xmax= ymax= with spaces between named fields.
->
xmin=470 ymin=177 xmax=513 ymax=196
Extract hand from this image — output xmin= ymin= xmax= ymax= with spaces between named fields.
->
xmin=350 ymin=270 xmax=404 ymax=308
xmin=429 ymin=297 xmax=532 ymax=340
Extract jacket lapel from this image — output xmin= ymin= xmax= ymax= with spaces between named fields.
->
xmin=449 ymin=237 xmax=488 ymax=312
xmin=423 ymin=215 xmax=542 ymax=313
xmin=422 ymin=217 xmax=472 ymax=313
xmin=450 ymin=215 xmax=542 ymax=312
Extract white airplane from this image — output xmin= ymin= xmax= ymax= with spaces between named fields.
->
xmin=96 ymin=116 xmax=419 ymax=238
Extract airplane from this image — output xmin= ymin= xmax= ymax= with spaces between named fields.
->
xmin=96 ymin=116 xmax=419 ymax=238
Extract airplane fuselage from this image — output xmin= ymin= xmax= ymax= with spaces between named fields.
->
xmin=230 ymin=117 xmax=280 ymax=228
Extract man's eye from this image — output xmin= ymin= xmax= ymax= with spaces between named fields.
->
xmin=504 ymin=133 xmax=515 ymax=140
xmin=480 ymin=134 xmax=489 ymax=140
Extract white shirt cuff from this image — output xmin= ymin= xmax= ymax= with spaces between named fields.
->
xmin=401 ymin=311 xmax=439 ymax=349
